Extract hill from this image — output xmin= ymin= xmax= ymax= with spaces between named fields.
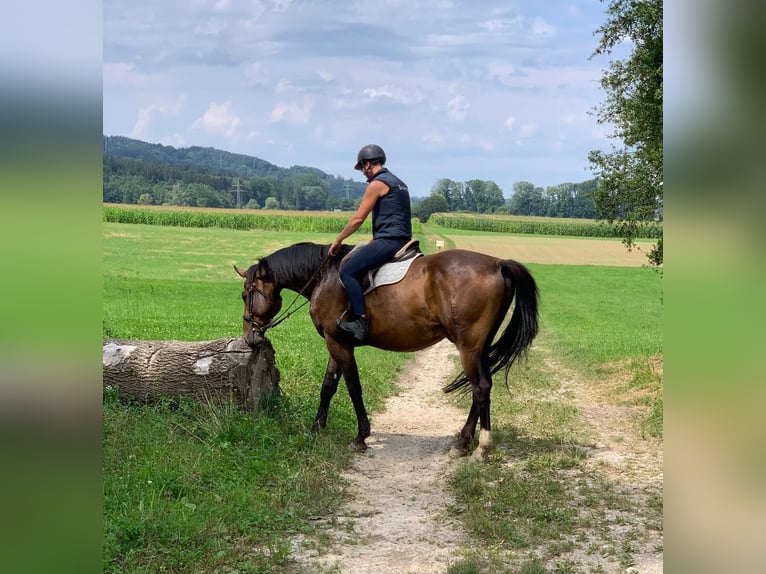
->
xmin=103 ymin=135 xmax=366 ymax=210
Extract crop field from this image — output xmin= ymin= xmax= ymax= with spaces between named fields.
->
xmin=103 ymin=208 xmax=662 ymax=573
xmin=433 ymin=228 xmax=657 ymax=267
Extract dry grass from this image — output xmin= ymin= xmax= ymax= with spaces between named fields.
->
xmin=446 ymin=234 xmax=656 ymax=267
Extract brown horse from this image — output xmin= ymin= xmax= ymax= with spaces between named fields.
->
xmin=235 ymin=242 xmax=539 ymax=461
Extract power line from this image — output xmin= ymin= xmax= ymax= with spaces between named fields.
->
xmin=229 ymin=177 xmax=243 ymax=208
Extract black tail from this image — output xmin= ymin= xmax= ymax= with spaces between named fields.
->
xmin=443 ymin=260 xmax=539 ymax=393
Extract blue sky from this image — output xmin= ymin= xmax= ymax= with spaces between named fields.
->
xmin=103 ymin=0 xmax=619 ymax=197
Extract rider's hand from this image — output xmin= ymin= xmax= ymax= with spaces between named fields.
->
xmin=329 ymin=238 xmax=342 ymax=256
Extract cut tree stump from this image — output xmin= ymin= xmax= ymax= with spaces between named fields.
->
xmin=103 ymin=337 xmax=280 ymax=411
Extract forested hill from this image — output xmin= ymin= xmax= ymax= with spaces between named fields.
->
xmin=104 ymin=135 xmax=329 ymax=179
xmin=103 ymin=135 xmax=366 ymax=210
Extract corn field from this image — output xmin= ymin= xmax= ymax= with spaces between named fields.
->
xmin=429 ymin=212 xmax=662 ymax=239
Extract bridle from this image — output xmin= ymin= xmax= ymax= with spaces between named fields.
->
xmin=242 ymin=255 xmax=331 ymax=336
xmin=242 ymin=281 xmax=274 ymax=335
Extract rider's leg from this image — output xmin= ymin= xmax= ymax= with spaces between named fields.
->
xmin=337 ymin=238 xmax=408 ymax=340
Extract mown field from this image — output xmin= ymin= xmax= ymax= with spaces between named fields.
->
xmin=103 ymin=207 xmax=662 ymax=573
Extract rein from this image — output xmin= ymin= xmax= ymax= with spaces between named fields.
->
xmin=243 ymin=254 xmax=331 ymax=334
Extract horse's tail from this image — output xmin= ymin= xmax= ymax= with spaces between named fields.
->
xmin=443 ymin=259 xmax=539 ymax=394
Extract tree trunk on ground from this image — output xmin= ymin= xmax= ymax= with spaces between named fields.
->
xmin=103 ymin=337 xmax=280 ymax=411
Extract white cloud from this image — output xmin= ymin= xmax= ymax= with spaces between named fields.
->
xmin=479 ymin=16 xmax=523 ymax=33
xmin=275 ymin=79 xmax=295 ymax=93
xmin=269 ymin=98 xmax=313 ymax=124
xmin=530 ymin=17 xmax=556 ymax=38
xmin=160 ymin=133 xmax=186 ymax=148
xmin=504 ymin=115 xmax=517 ymax=131
xmin=130 ymin=105 xmax=158 ymax=140
xmin=194 ymin=19 xmax=226 ymax=35
xmin=363 ymin=84 xmax=422 ymax=105
xmin=129 ymin=96 xmax=187 ymax=140
xmin=103 ymin=62 xmax=147 ymax=87
xmin=193 ymin=101 xmax=240 ymax=136
xmin=447 ymin=95 xmax=469 ymax=121
xmin=561 ymin=111 xmax=584 ymax=125
xmin=241 ymin=62 xmax=267 ymax=86
xmin=517 ymin=123 xmax=538 ymax=140
xmin=421 ymin=131 xmax=444 ymax=145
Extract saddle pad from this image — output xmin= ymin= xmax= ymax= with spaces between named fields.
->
xmin=364 ymin=254 xmax=423 ymax=294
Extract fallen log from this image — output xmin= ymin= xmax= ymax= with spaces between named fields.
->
xmin=103 ymin=337 xmax=280 ymax=411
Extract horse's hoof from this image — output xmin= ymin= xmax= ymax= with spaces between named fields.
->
xmin=349 ymin=440 xmax=368 ymax=453
xmin=449 ymin=446 xmax=469 ymax=459
xmin=471 ymin=447 xmax=489 ymax=462
xmin=310 ymin=421 xmax=325 ymax=433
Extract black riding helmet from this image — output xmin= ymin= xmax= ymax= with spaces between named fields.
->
xmin=354 ymin=144 xmax=386 ymax=170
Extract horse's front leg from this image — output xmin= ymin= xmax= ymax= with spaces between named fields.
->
xmin=311 ymin=356 xmax=342 ymax=432
xmin=327 ymin=339 xmax=370 ymax=452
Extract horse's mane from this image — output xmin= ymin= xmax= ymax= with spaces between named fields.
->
xmin=251 ymin=242 xmax=353 ymax=286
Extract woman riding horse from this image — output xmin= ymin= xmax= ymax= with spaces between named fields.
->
xmin=329 ymin=144 xmax=412 ymax=343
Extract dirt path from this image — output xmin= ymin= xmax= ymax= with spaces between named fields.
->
xmin=289 ymin=338 xmax=663 ymax=574
xmin=290 ymin=340 xmax=467 ymax=573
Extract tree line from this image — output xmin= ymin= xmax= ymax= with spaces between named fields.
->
xmin=414 ymin=178 xmax=598 ymax=221
xmin=104 ymin=136 xmax=600 ymax=219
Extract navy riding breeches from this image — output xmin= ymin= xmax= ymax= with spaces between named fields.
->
xmin=339 ymin=237 xmax=409 ymax=317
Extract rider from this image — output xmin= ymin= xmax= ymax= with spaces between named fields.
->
xmin=328 ymin=144 xmax=412 ymax=342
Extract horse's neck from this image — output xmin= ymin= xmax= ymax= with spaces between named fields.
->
xmin=279 ymin=268 xmax=320 ymax=299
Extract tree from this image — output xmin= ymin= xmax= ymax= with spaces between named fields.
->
xmin=103 ymin=337 xmax=280 ymax=412
xmin=430 ymin=179 xmax=461 ymax=212
xmin=509 ymin=181 xmax=545 ymax=216
xmin=413 ymin=194 xmax=449 ymax=223
xmin=466 ymin=179 xmax=505 ymax=213
xmin=137 ymin=193 xmax=153 ymax=205
xmin=589 ymin=0 xmax=663 ymax=265
xmin=264 ymin=196 xmax=280 ymax=210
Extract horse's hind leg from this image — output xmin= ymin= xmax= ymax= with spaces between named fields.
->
xmin=452 ymin=348 xmax=494 ymax=461
xmin=450 ymin=401 xmax=478 ymax=458
xmin=342 ymin=357 xmax=371 ymax=452
xmin=311 ymin=356 xmax=342 ymax=432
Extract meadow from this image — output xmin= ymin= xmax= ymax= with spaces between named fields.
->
xmin=103 ymin=211 xmax=662 ymax=573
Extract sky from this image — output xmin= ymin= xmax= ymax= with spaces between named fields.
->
xmin=103 ymin=0 xmax=622 ymax=198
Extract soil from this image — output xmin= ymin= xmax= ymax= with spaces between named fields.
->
xmin=289 ymin=340 xmax=468 ymax=573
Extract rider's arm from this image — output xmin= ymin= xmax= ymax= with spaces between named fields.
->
xmin=329 ymin=180 xmax=388 ymax=254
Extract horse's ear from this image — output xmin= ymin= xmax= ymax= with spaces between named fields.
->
xmin=234 ymin=265 xmax=247 ymax=278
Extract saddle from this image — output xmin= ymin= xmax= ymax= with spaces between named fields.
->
xmin=340 ymin=239 xmax=423 ymax=294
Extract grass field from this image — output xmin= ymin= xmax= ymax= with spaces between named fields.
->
xmin=103 ymin=219 xmax=662 ymax=573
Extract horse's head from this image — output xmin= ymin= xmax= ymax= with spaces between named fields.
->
xmin=235 ymin=261 xmax=283 ymax=347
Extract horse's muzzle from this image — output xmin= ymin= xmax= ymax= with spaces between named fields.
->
xmin=242 ymin=315 xmax=268 ymax=347
xmin=243 ymin=327 xmax=266 ymax=348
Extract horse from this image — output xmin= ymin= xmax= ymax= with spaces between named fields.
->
xmin=235 ymin=241 xmax=539 ymax=461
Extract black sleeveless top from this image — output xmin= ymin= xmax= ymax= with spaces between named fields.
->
xmin=370 ymin=168 xmax=412 ymax=239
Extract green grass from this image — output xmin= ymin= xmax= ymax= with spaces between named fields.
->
xmin=104 ymin=220 xmax=662 ymax=573
xmin=528 ymin=263 xmax=663 ymax=369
